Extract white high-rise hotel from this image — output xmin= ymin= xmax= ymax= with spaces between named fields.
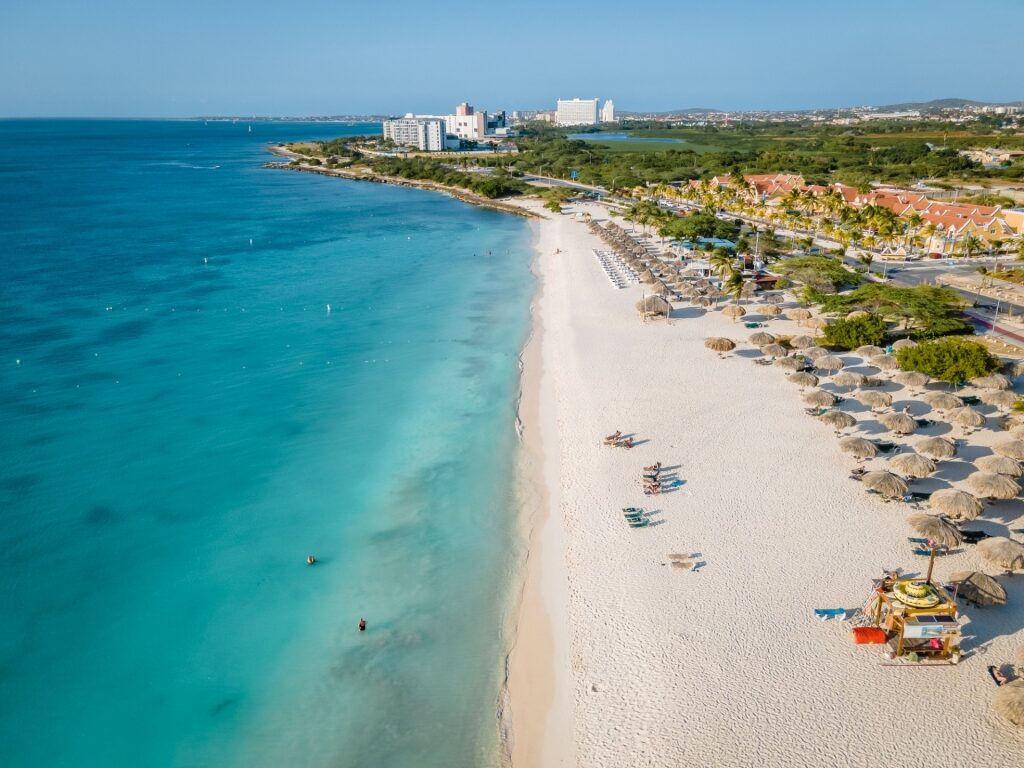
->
xmin=555 ymin=98 xmax=615 ymax=126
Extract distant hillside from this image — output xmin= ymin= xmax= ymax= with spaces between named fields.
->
xmin=619 ymin=108 xmax=721 ymax=116
xmin=876 ymin=98 xmax=1024 ymax=111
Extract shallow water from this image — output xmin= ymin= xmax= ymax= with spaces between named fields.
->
xmin=0 ymin=120 xmax=534 ymax=767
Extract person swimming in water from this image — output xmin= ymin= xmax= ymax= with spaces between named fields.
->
xmin=307 ymin=555 xmax=316 ymax=565
xmin=358 ymin=618 xmax=367 ymax=632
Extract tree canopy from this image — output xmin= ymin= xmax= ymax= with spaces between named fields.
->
xmin=821 ymin=313 xmax=889 ymax=349
xmin=817 ymin=284 xmax=969 ymax=338
xmin=896 ymin=337 xmax=1001 ymax=383
xmin=775 ymin=256 xmax=862 ymax=293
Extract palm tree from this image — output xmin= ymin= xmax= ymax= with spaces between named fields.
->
xmin=709 ymin=249 xmax=734 ymax=278
xmin=959 ymin=234 xmax=984 ymax=258
xmin=723 ymin=268 xmax=745 ymax=303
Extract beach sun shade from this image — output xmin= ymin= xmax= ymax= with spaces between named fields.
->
xmin=722 ymin=304 xmax=747 ymax=319
xmin=839 ymin=436 xmax=878 ymax=458
xmin=949 ymin=571 xmax=1007 ymax=606
xmin=967 ymin=471 xmax=1020 ymax=500
xmin=788 ymin=371 xmax=819 ymax=387
xmin=971 ymin=373 xmax=1012 ymax=390
xmin=789 ymin=308 xmax=812 ymax=323
xmin=976 ymin=455 xmax=1023 ymax=477
xmin=914 ymin=436 xmax=957 ymax=460
xmin=819 ymin=411 xmax=856 ymax=429
xmin=806 ymin=317 xmax=829 ymax=329
xmin=846 ymin=310 xmax=869 ymax=319
xmin=804 ymin=389 xmax=837 ymax=407
xmin=948 ymin=406 xmax=985 ymax=427
xmin=923 ymin=392 xmax=964 ymax=411
xmin=892 ymin=338 xmax=918 ymax=350
xmin=856 ymin=390 xmax=892 ymax=409
xmin=895 ymin=371 xmax=930 ymax=388
xmin=704 ymin=337 xmax=736 ymax=353
xmin=890 ymin=452 xmax=936 ymax=477
xmin=977 ymin=537 xmax=1024 ymax=571
xmin=802 ymin=346 xmax=829 ymax=360
xmin=880 ymin=412 xmax=917 ymax=435
xmin=993 ymin=439 xmax=1024 ymax=460
xmin=636 ymin=296 xmax=671 ymax=317
xmin=762 ymin=304 xmax=783 ymax=317
xmin=906 ymin=513 xmax=963 ymax=549
xmin=760 ymin=344 xmax=788 ymax=358
xmin=764 ymin=293 xmax=784 ymax=305
xmin=833 ymin=372 xmax=866 ymax=389
xmin=855 ymin=345 xmax=885 ymax=359
xmin=790 ymin=335 xmax=816 ymax=349
xmin=928 ymin=489 xmax=983 ymax=520
xmin=873 ymin=354 xmax=900 ymax=370
xmin=774 ymin=356 xmax=806 ymax=370
xmin=749 ymin=331 xmax=776 ymax=346
xmin=816 ymin=355 xmax=844 ymax=371
xmin=993 ymin=680 xmax=1024 ymax=726
xmin=862 ymin=470 xmax=908 ymax=498
xmin=980 ymin=390 xmax=1019 ymax=409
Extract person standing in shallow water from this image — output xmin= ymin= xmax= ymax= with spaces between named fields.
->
xmin=358 ymin=618 xmax=367 ymax=632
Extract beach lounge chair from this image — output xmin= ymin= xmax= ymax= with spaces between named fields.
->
xmin=627 ymin=518 xmax=650 ymax=528
xmin=744 ymin=321 xmax=764 ymax=329
xmin=813 ymin=608 xmax=846 ymax=620
xmin=908 ymin=491 xmax=931 ymax=501
xmin=912 ymin=546 xmax=948 ymax=557
xmin=908 ymin=537 xmax=929 ymax=545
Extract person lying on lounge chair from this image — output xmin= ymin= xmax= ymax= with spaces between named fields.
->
xmin=643 ymin=483 xmax=661 ymax=495
xmin=989 ymin=666 xmax=1010 ymax=686
xmin=620 ymin=437 xmax=634 ymax=449
xmin=644 ymin=462 xmax=662 ymax=473
xmin=604 ymin=430 xmax=622 ymax=444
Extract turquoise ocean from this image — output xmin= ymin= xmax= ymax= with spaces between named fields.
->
xmin=0 ymin=120 xmax=534 ymax=767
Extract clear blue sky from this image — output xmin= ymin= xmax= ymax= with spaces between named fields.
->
xmin=1 ymin=0 xmax=1020 ymax=117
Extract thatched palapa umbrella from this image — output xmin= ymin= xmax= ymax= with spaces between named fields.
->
xmin=923 ymin=392 xmax=963 ymax=411
xmin=977 ymin=537 xmax=1024 ymax=572
xmin=789 ymin=308 xmax=812 ymax=325
xmin=873 ymin=354 xmax=900 ymax=371
xmin=948 ymin=406 xmax=985 ymax=428
xmin=980 ymin=390 xmax=1018 ymax=409
xmin=856 ymin=390 xmax=892 ymax=410
xmin=775 ymin=356 xmax=806 ymax=370
xmin=977 ymin=455 xmax=1023 ymax=477
xmin=890 ymin=452 xmax=936 ymax=477
xmin=764 ymin=293 xmax=784 ymax=305
xmin=949 ymin=571 xmax=1007 ymax=607
xmin=722 ymin=304 xmax=747 ymax=321
xmin=892 ymin=338 xmax=918 ymax=350
xmin=914 ymin=436 xmax=956 ymax=460
xmin=803 ymin=346 xmax=829 ymax=360
xmin=846 ymin=310 xmax=869 ymax=319
xmin=840 ymin=436 xmax=878 ymax=459
xmin=704 ymin=337 xmax=736 ymax=353
xmin=788 ymin=371 xmax=819 ymax=388
xmin=834 ymin=372 xmax=866 ymax=389
xmin=856 ymin=345 xmax=885 ymax=358
xmin=762 ymin=304 xmax=783 ymax=317
xmin=906 ymin=513 xmax=963 ymax=582
xmin=993 ymin=680 xmax=1024 ymax=726
xmin=967 ymin=471 xmax=1020 ymax=500
xmin=806 ymin=316 xmax=829 ymax=330
xmin=639 ymin=269 xmax=656 ymax=284
xmin=972 ymin=373 xmax=1011 ymax=390
xmin=895 ymin=371 xmax=930 ymax=388
xmin=816 ymin=355 xmax=845 ymax=372
xmin=750 ymin=330 xmax=776 ymax=347
xmin=760 ymin=343 xmax=788 ymax=358
xmin=790 ymin=335 xmax=815 ymax=349
xmin=862 ymin=470 xmax=909 ymax=498
xmin=804 ymin=389 xmax=837 ymax=407
xmin=820 ymin=411 xmax=856 ymax=429
xmin=637 ymin=295 xmax=671 ymax=317
xmin=929 ymin=488 xmax=983 ymax=520
xmin=880 ymin=411 xmax=917 ymax=435
xmin=993 ymin=439 xmax=1024 ymax=460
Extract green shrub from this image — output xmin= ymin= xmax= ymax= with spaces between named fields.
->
xmin=821 ymin=314 xmax=888 ymax=350
xmin=896 ymin=337 xmax=1001 ymax=383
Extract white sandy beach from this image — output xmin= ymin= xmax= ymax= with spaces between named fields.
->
xmin=507 ymin=198 xmax=1024 ymax=767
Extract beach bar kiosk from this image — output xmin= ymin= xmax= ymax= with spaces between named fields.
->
xmin=860 ymin=574 xmax=962 ymax=664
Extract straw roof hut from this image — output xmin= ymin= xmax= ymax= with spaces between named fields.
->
xmin=994 ymin=439 xmax=1024 ymax=460
xmin=890 ymin=452 xmax=936 ymax=477
xmin=806 ymin=317 xmax=829 ymax=330
xmin=914 ymin=436 xmax=957 ymax=460
xmin=856 ymin=390 xmax=892 ymax=409
xmin=804 ymin=389 xmax=838 ymax=407
xmin=833 ymin=372 xmax=867 ymax=389
xmin=803 ymin=346 xmax=829 ymax=360
xmin=855 ymin=345 xmax=885 ymax=358
xmin=760 ymin=343 xmax=788 ymax=358
xmin=636 ymin=295 xmax=671 ymax=317
xmin=972 ymin=373 xmax=1012 ymax=390
xmin=980 ymin=390 xmax=1019 ymax=409
xmin=977 ymin=455 xmax=1024 ymax=477
xmin=880 ymin=412 xmax=918 ymax=435
xmin=749 ymin=331 xmax=776 ymax=346
xmin=762 ymin=304 xmax=783 ymax=317
xmin=892 ymin=338 xmax=918 ymax=350
xmin=967 ymin=471 xmax=1020 ymax=500
xmin=639 ymin=269 xmax=656 ymax=284
xmin=704 ymin=337 xmax=736 ymax=352
xmin=774 ymin=356 xmax=806 ymax=370
xmin=819 ymin=411 xmax=856 ymax=429
xmin=863 ymin=470 xmax=909 ymax=498
xmin=949 ymin=571 xmax=1007 ymax=607
xmin=929 ymin=489 xmax=983 ymax=520
xmin=790 ymin=335 xmax=816 ymax=349
xmin=816 ymin=355 xmax=845 ymax=371
xmin=993 ymin=680 xmax=1024 ymax=726
xmin=873 ymin=354 xmax=900 ymax=370
xmin=840 ymin=436 xmax=878 ymax=458
xmin=694 ymin=296 xmax=715 ymax=308
xmin=789 ymin=308 xmax=812 ymax=323
xmin=923 ymin=392 xmax=963 ymax=411
xmin=948 ymin=406 xmax=985 ymax=427
xmin=895 ymin=371 xmax=930 ymax=388
xmin=722 ymin=304 xmax=747 ymax=320
xmin=977 ymin=537 xmax=1024 ymax=571
xmin=788 ymin=371 xmax=819 ymax=388
xmin=906 ymin=513 xmax=962 ymax=548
